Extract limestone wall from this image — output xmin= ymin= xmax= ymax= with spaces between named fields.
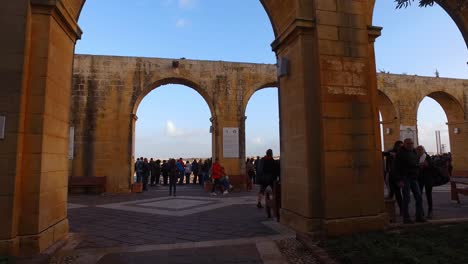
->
xmin=71 ymin=55 xmax=277 ymax=192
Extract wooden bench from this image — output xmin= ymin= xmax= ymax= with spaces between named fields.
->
xmin=450 ymin=171 xmax=468 ymax=203
xmin=69 ymin=176 xmax=107 ymax=194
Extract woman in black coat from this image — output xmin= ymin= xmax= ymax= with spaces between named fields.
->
xmin=416 ymin=145 xmax=434 ymax=219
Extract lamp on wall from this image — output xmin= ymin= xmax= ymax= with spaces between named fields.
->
xmin=454 ymin=127 xmax=460 ymax=134
xmin=385 ymin=127 xmax=392 ymax=135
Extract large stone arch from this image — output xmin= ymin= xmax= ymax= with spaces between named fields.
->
xmin=132 ymin=77 xmax=215 ymax=117
xmin=378 ymin=90 xmax=400 ymax=150
xmin=418 ymin=90 xmax=466 ymax=169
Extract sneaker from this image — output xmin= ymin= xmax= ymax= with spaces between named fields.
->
xmin=211 ymin=192 xmax=217 ymax=196
xmin=223 ymin=190 xmax=229 ymax=195
xmin=257 ymin=202 xmax=263 ymax=208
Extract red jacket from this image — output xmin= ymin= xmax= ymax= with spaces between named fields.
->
xmin=211 ymin=162 xmax=222 ymax=179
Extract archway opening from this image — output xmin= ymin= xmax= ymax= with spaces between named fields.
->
xmin=245 ymin=87 xmax=280 ymax=159
xmin=134 ymin=83 xmax=212 ymax=168
xmin=417 ymin=97 xmax=450 ymax=154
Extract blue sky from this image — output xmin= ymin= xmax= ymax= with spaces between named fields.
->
xmin=75 ymin=0 xmax=467 ymax=157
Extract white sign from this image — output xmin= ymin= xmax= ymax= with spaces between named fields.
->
xmin=68 ymin=127 xmax=75 ymax=160
xmin=223 ymin=127 xmax=239 ymax=158
xmin=0 ymin=116 xmax=5 ymax=139
xmin=400 ymin=125 xmax=418 ymax=145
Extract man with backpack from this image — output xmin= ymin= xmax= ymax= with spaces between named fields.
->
xmin=256 ymin=149 xmax=279 ymax=208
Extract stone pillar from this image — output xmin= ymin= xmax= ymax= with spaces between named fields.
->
xmin=277 ymin=1 xmax=386 ymax=236
xmin=214 ymin=114 xmax=247 ymax=190
xmin=447 ymin=120 xmax=468 ymax=172
xmin=0 ymin=1 xmax=81 ymax=255
xmin=0 ymin=0 xmax=30 ymax=255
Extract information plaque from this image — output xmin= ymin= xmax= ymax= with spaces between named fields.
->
xmin=223 ymin=127 xmax=239 ymax=158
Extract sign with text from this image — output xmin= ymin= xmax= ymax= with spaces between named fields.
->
xmin=223 ymin=127 xmax=239 ymax=158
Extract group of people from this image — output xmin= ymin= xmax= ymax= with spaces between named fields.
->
xmin=134 ymin=148 xmax=281 ymax=203
xmin=134 ymin=158 xmax=212 ymax=192
xmin=383 ymin=138 xmax=451 ymax=223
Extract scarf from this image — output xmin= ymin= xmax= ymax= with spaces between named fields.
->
xmin=419 ymin=153 xmax=427 ymax=164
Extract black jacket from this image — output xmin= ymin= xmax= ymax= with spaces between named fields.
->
xmin=396 ymin=148 xmax=418 ymax=181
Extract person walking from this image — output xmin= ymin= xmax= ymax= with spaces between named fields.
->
xmin=184 ymin=160 xmax=192 ymax=184
xmin=246 ymin=158 xmax=255 ymax=191
xmin=161 ymin=160 xmax=169 ymax=185
xmin=416 ymin=145 xmax=434 ymax=219
xmin=168 ymin=159 xmax=178 ymax=196
xmin=153 ymin=159 xmax=161 ymax=186
xmin=256 ymin=149 xmax=279 ymax=208
xmin=149 ymin=158 xmax=156 ymax=186
xmin=176 ymin=158 xmax=185 ymax=185
xmin=135 ymin=158 xmax=143 ymax=183
xmin=192 ymin=159 xmax=199 ymax=184
xmin=210 ymin=158 xmax=223 ymax=196
xmin=142 ymin=158 xmax=150 ymax=191
xmin=383 ymin=140 xmax=403 ymax=215
xmin=396 ymin=138 xmax=425 ymax=223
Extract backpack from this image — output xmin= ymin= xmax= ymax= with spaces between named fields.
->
xmin=432 ymin=165 xmax=450 ymax=186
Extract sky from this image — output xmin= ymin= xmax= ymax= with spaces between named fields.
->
xmin=75 ymin=0 xmax=468 ymax=158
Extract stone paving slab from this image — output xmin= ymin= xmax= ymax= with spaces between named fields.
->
xmin=96 ymin=244 xmax=262 ymax=264
xmin=69 ymin=204 xmax=278 ymax=249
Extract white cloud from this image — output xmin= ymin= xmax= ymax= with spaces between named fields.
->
xmin=165 ymin=120 xmax=185 ymax=137
xmin=175 ymin=18 xmax=189 ymax=28
xmin=252 ymin=137 xmax=264 ymax=145
xmin=178 ymin=0 xmax=197 ymax=9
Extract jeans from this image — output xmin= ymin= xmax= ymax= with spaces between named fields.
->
xmin=185 ymin=173 xmax=191 ymax=184
xmin=211 ymin=179 xmax=222 ymax=193
xmin=199 ymin=172 xmax=205 ymax=186
xmin=402 ymin=177 xmax=424 ymax=220
xmin=419 ymin=178 xmax=433 ymax=214
xmin=178 ymin=171 xmax=184 ymax=184
xmin=136 ymin=171 xmax=142 ymax=183
xmin=169 ymin=178 xmax=177 ymax=195
xmin=142 ymin=173 xmax=149 ymax=190
xmin=388 ymin=178 xmax=403 ymax=212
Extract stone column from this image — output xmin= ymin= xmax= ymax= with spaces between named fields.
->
xmin=0 ymin=1 xmax=82 ymax=255
xmin=277 ymin=1 xmax=386 ymax=236
xmin=0 ymin=0 xmax=30 ymax=255
xmin=213 ymin=113 xmax=247 ymax=190
xmin=447 ymin=120 xmax=468 ymax=172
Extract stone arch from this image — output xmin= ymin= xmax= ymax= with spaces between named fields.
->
xmin=417 ymin=90 xmax=466 ymax=168
xmin=131 ymin=77 xmax=215 ymax=117
xmin=421 ymin=91 xmax=465 ymax=123
xmin=377 ymin=90 xmax=400 ymax=149
xmin=242 ymin=81 xmax=278 ymax=117
xmin=377 ymin=90 xmax=398 ymax=125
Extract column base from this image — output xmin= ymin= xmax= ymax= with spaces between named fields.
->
xmin=281 ymin=208 xmax=387 ymax=237
xmin=0 ymin=218 xmax=69 ymax=256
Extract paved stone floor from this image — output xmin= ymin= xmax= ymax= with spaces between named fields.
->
xmin=44 ymin=182 xmax=468 ymax=264
xmin=51 ymin=185 xmax=293 ymax=264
